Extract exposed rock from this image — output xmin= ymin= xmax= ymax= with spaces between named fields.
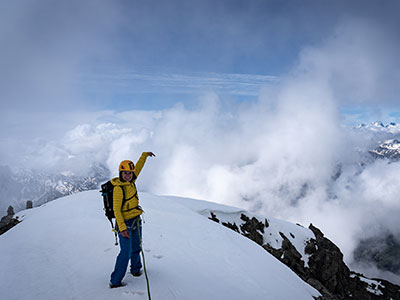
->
xmin=306 ymin=278 xmax=337 ymax=300
xmin=208 ymin=212 xmax=220 ymax=223
xmin=221 ymin=221 xmax=240 ymax=233
xmin=26 ymin=200 xmax=33 ymax=209
xmin=7 ymin=205 xmax=14 ymax=216
xmin=306 ymin=223 xmax=352 ymax=298
xmin=239 ymin=214 xmax=264 ymax=246
xmin=279 ymin=232 xmax=307 ymax=278
xmin=0 ymin=207 xmax=20 ymax=235
xmin=208 ymin=211 xmax=400 ymax=300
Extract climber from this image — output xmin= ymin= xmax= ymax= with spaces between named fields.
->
xmin=109 ymin=152 xmax=155 ymax=288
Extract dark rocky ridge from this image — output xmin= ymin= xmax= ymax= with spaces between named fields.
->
xmin=208 ymin=211 xmax=400 ymax=300
xmin=0 ymin=206 xmax=20 ymax=235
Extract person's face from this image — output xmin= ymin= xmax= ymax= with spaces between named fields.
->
xmin=121 ymin=171 xmax=133 ymax=182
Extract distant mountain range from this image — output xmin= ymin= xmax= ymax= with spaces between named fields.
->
xmin=354 ymin=121 xmax=400 ymax=162
xmin=0 ymin=163 xmax=110 ymax=216
xmin=356 ymin=121 xmax=400 ymax=134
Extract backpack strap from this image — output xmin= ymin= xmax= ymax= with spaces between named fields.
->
xmin=121 ymin=182 xmax=141 ymax=212
xmin=125 ymin=191 xmax=138 ymax=201
xmin=121 ymin=185 xmax=126 ymax=206
xmin=125 ymin=181 xmax=138 ymax=201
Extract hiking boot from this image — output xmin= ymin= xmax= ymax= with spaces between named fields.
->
xmin=131 ymin=270 xmax=143 ymax=277
xmin=109 ymin=282 xmax=126 ymax=288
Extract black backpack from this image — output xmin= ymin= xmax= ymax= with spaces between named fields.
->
xmin=100 ymin=180 xmax=127 ymax=245
xmin=100 ymin=180 xmax=126 ymax=224
xmin=101 ymin=180 xmax=141 ymax=222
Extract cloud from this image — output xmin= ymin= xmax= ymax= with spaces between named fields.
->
xmin=350 ymin=261 xmax=400 ymax=287
xmin=294 ymin=17 xmax=400 ymax=106
xmin=14 ymin=86 xmax=399 ymax=267
xmin=1 ymin=1 xmax=122 ymax=111
xmin=0 ymin=0 xmax=125 ymax=162
xmin=79 ymin=70 xmax=277 ymax=97
xmin=5 ymin=72 xmax=400 ymax=284
xmin=2 ymin=1 xmax=400 ymax=284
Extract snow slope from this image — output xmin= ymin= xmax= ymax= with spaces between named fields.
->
xmin=0 ymin=191 xmax=320 ymax=300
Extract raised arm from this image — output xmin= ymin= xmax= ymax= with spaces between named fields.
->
xmin=134 ymin=152 xmax=155 ymax=178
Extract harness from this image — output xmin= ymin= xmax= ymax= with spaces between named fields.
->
xmin=120 ymin=186 xmax=141 ymax=213
xmin=111 ymin=183 xmax=142 ymax=243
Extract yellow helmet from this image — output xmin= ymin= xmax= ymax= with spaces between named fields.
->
xmin=119 ymin=160 xmax=135 ymax=172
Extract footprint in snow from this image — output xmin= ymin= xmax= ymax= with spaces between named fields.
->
xmin=123 ymin=290 xmax=145 ymax=296
xmin=144 ymin=248 xmax=151 ymax=252
xmin=152 ymin=254 xmax=163 ymax=259
xmin=104 ymin=248 xmax=112 ymax=252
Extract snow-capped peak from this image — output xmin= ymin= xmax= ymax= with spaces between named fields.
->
xmin=356 ymin=121 xmax=400 ymax=134
xmin=370 ymin=139 xmax=400 ymax=160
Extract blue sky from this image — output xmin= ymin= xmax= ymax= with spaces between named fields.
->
xmin=1 ymin=0 xmax=400 ymax=149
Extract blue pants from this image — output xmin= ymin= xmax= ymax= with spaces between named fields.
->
xmin=110 ymin=217 xmax=142 ymax=285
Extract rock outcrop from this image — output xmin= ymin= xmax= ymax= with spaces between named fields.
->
xmin=0 ymin=205 xmax=20 ymax=235
xmin=208 ymin=211 xmax=400 ymax=300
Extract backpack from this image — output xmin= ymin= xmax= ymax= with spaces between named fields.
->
xmin=101 ymin=180 xmax=128 ymax=245
xmin=100 ymin=180 xmax=127 ymax=225
xmin=100 ymin=180 xmax=140 ymax=227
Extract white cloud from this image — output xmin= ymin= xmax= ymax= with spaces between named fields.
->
xmin=11 ymin=73 xmax=399 ymax=268
xmin=295 ymin=17 xmax=400 ymax=106
xmin=79 ymin=70 xmax=277 ymax=97
xmin=2 ymin=4 xmax=400 ymax=283
xmin=0 ymin=0 xmax=122 ymax=112
xmin=2 ymin=68 xmax=399 ymax=285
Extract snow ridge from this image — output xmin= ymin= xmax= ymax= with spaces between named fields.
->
xmin=0 ymin=191 xmax=321 ymax=300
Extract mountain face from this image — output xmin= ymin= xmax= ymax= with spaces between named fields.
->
xmin=207 ymin=210 xmax=400 ymax=300
xmin=369 ymin=139 xmax=400 ymax=161
xmin=0 ymin=164 xmax=110 ymax=216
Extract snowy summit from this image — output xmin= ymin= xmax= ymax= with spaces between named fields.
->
xmin=0 ymin=191 xmax=320 ymax=300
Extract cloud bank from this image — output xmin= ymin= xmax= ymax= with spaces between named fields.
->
xmin=295 ymin=18 xmax=400 ymax=107
xmin=16 ymin=90 xmax=399 ymax=264
xmin=2 ymin=1 xmax=400 ymax=284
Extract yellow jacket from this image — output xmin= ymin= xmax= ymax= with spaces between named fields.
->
xmin=111 ymin=152 xmax=151 ymax=232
